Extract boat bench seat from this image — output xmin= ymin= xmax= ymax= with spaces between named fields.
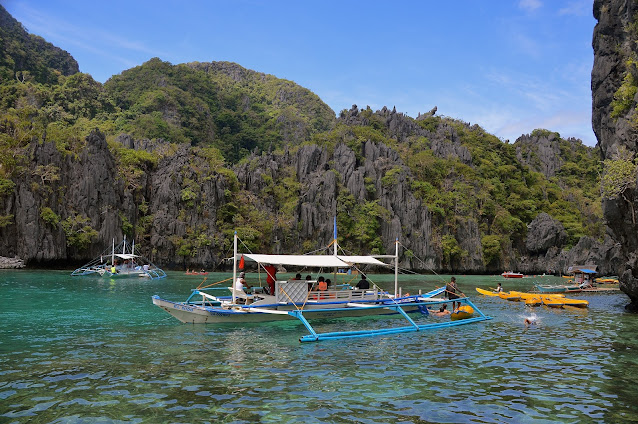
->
xmin=228 ymin=287 xmax=254 ymax=303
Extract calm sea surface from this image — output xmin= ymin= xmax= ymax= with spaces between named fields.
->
xmin=1 ymin=270 xmax=637 ymax=423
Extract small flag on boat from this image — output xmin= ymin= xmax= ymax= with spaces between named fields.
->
xmin=239 ymin=254 xmax=245 ymax=270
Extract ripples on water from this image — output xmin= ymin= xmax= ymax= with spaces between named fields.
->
xmin=1 ymin=271 xmax=638 ymax=423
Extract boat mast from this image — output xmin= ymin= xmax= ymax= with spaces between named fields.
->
xmin=111 ymin=238 xmax=115 ymax=266
xmin=232 ymin=231 xmax=237 ymax=304
xmin=333 ymin=216 xmax=338 ymax=256
xmin=123 ymin=234 xmax=127 ymax=254
xmin=394 ymin=238 xmax=399 ymax=297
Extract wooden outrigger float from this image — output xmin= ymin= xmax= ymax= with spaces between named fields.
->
xmin=152 ymin=227 xmax=492 ymax=342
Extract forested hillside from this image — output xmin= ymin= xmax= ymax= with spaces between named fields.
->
xmin=0 ymin=5 xmax=615 ymax=273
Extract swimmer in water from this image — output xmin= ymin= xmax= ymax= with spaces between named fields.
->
xmin=430 ymin=303 xmax=451 ymax=316
xmin=524 ymin=315 xmax=538 ymax=327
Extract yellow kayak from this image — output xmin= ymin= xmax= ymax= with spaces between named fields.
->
xmin=476 ymin=287 xmax=499 ymax=297
xmin=498 ymin=291 xmax=521 ymax=301
xmin=524 ymin=296 xmax=542 ymax=307
xmin=511 ymin=290 xmax=565 ymax=299
xmin=560 ymin=298 xmax=589 ymax=308
xmin=450 ymin=305 xmax=474 ymax=321
xmin=510 ymin=291 xmax=539 ymax=300
xmin=541 ymin=295 xmax=565 ymax=308
xmin=595 ymin=278 xmax=618 ymax=284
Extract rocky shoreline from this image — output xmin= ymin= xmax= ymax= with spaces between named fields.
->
xmin=0 ymin=256 xmax=25 ymax=269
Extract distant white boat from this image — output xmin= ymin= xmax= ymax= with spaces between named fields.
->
xmin=71 ymin=236 xmax=166 ymax=280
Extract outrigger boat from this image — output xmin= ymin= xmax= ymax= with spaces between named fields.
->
xmin=71 ymin=236 xmax=166 ymax=280
xmin=534 ymin=282 xmax=589 ymax=293
xmin=152 ymin=230 xmax=492 ymax=342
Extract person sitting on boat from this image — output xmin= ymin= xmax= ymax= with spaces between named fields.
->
xmin=316 ymin=276 xmax=327 ymax=291
xmin=292 ymin=273 xmax=301 ymax=280
xmin=234 ymin=272 xmax=251 ymax=292
xmin=325 ymin=278 xmax=332 ymax=289
xmin=306 ymin=275 xmax=313 ymax=291
xmin=446 ymin=276 xmax=460 ymax=311
xmin=496 ymin=283 xmax=503 ymax=293
xmin=356 ymin=274 xmax=370 ymax=290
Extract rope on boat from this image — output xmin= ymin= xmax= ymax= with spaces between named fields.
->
xmin=396 ymin=241 xmax=468 ymax=298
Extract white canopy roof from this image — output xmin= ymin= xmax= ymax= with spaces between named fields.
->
xmin=239 ymin=254 xmax=387 ymax=268
xmin=337 ymin=255 xmax=387 ymax=266
xmin=114 ymin=253 xmax=138 ymax=260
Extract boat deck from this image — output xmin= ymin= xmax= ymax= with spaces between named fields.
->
xmin=580 ymin=287 xmax=621 ymax=292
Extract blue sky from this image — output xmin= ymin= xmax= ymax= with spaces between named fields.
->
xmin=4 ymin=0 xmax=597 ymax=145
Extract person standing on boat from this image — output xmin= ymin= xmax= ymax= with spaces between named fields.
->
xmin=446 ymin=276 xmax=460 ymax=311
xmin=356 ymin=274 xmax=370 ymax=290
xmin=264 ymin=264 xmax=277 ymax=295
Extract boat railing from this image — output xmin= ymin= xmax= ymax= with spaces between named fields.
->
xmin=306 ymin=289 xmax=380 ymax=302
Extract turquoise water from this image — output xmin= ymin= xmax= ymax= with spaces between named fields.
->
xmin=1 ymin=270 xmax=638 ymax=423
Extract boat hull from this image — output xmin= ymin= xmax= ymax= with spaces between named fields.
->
xmin=534 ymin=284 xmax=581 ymax=294
xmin=152 ymin=296 xmax=428 ymax=324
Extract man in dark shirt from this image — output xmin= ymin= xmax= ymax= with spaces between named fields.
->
xmin=356 ymin=274 xmax=370 ymax=289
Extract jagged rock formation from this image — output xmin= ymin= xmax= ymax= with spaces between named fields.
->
xmin=0 ymin=119 xmax=617 ymax=275
xmin=515 ymin=132 xmax=565 ymax=178
xmin=0 ymin=256 xmax=24 ymax=269
xmin=526 ymin=213 xmax=567 ymax=254
xmin=592 ymin=0 xmax=638 ymax=310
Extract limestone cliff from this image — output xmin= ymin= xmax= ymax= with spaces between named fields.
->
xmin=592 ymin=0 xmax=638 ymax=309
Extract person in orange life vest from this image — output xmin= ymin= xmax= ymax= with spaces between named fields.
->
xmin=264 ymin=264 xmax=277 ymax=295
xmin=317 ymin=276 xmax=327 ymax=291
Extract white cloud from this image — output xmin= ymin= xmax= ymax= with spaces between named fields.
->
xmin=519 ymin=0 xmax=543 ymax=12
xmin=558 ymin=0 xmax=590 ymax=16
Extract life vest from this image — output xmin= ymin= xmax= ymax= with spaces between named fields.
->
xmin=318 ymin=281 xmax=327 ymax=291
